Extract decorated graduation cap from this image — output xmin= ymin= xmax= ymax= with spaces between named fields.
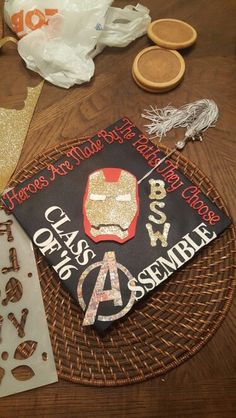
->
xmin=1 ymin=105 xmax=230 ymax=333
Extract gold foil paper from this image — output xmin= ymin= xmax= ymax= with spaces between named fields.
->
xmin=0 ymin=81 xmax=44 ymax=194
xmin=0 ymin=37 xmax=18 ymax=48
xmin=85 ymin=170 xmax=138 ymax=240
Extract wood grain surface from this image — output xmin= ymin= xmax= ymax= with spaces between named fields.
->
xmin=0 ymin=1 xmax=235 ymax=417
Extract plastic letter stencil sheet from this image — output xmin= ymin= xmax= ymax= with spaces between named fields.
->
xmin=0 ymin=207 xmax=58 ymax=398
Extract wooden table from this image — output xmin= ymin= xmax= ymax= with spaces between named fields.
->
xmin=0 ymin=1 xmax=235 ymax=417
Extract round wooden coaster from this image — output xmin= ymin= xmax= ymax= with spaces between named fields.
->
xmin=132 ymin=46 xmax=185 ymax=92
xmin=10 ymin=140 xmax=236 ymax=387
xmin=148 ymin=18 xmax=197 ymax=50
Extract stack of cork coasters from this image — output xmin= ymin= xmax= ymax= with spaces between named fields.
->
xmin=132 ymin=18 xmax=197 ymax=93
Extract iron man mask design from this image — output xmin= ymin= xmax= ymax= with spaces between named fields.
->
xmin=83 ymin=168 xmax=140 ymax=243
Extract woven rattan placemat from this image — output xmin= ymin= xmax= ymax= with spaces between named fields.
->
xmin=10 ymin=139 xmax=235 ymax=386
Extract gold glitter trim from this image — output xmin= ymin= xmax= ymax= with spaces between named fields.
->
xmin=0 ymin=37 xmax=18 ymax=48
xmin=0 ymin=81 xmax=44 ymax=194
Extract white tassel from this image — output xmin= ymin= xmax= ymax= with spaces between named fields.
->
xmin=141 ymin=99 xmax=219 ymax=141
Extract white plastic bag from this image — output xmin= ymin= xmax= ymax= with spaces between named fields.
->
xmin=92 ymin=4 xmax=151 ymax=57
xmin=4 ymin=1 xmax=151 ymax=88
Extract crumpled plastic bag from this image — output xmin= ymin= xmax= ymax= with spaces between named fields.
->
xmin=4 ymin=0 xmax=151 ymax=88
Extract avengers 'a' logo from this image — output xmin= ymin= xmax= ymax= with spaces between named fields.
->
xmin=77 ymin=252 xmax=136 ymax=326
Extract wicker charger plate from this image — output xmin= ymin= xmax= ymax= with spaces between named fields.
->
xmin=10 ymin=139 xmax=236 ymax=386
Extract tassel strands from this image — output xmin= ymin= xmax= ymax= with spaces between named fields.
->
xmin=138 ymin=99 xmax=219 ymax=184
xmin=141 ymin=99 xmax=219 ymax=141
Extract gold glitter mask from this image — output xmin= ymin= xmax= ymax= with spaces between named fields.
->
xmin=0 ymin=81 xmax=44 ymax=194
xmin=83 ymin=168 xmax=140 ymax=243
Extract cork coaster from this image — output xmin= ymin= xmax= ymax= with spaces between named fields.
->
xmin=148 ymin=18 xmax=197 ymax=50
xmin=132 ymin=46 xmax=185 ymax=93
